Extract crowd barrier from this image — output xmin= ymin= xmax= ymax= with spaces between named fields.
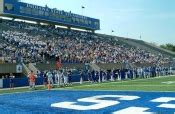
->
xmin=1 ymin=69 xmax=174 ymax=88
xmin=1 ymin=74 xmax=88 ymax=88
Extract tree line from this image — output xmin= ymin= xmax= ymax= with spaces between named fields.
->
xmin=160 ymin=44 xmax=175 ymax=52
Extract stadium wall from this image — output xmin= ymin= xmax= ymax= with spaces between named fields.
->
xmin=2 ymin=74 xmax=88 ymax=88
xmin=3 ymin=77 xmax=43 ymax=88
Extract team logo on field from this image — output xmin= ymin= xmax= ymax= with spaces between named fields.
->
xmin=0 ymin=91 xmax=175 ymax=113
xmin=51 ymin=94 xmax=175 ymax=113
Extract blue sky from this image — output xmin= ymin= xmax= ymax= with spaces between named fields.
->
xmin=22 ymin=0 xmax=175 ymax=45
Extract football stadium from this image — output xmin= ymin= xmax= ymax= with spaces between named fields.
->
xmin=0 ymin=0 xmax=175 ymax=113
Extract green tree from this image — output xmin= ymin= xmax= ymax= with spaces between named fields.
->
xmin=160 ymin=44 xmax=175 ymax=52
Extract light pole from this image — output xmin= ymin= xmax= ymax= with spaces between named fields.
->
xmin=139 ymin=35 xmax=142 ymax=40
xmin=81 ymin=6 xmax=85 ymax=16
xmin=111 ymin=30 xmax=114 ymax=36
xmin=111 ymin=30 xmax=115 ymax=41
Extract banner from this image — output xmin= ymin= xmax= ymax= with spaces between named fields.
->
xmin=16 ymin=64 xmax=22 ymax=73
xmin=3 ymin=0 xmax=100 ymax=30
xmin=56 ymin=56 xmax=62 ymax=70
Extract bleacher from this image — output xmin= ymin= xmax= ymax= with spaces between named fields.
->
xmin=0 ymin=19 xmax=174 ymax=74
xmin=118 ymin=38 xmax=175 ymax=57
xmin=0 ymin=0 xmax=174 ymax=91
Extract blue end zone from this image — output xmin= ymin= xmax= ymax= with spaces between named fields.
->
xmin=0 ymin=90 xmax=175 ymax=114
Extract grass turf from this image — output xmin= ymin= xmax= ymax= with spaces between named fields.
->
xmin=67 ymin=75 xmax=175 ymax=91
xmin=0 ymin=75 xmax=175 ymax=94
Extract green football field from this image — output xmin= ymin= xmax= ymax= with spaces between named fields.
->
xmin=0 ymin=75 xmax=175 ymax=94
xmin=66 ymin=75 xmax=175 ymax=92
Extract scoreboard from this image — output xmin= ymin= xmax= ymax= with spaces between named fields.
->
xmin=0 ymin=0 xmax=100 ymax=30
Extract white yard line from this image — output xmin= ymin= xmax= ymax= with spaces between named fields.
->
xmin=55 ymin=89 xmax=175 ymax=93
xmin=107 ymin=85 xmax=175 ymax=87
xmin=0 ymin=89 xmax=47 ymax=96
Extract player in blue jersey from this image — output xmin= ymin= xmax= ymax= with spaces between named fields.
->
xmin=9 ymin=73 xmax=15 ymax=90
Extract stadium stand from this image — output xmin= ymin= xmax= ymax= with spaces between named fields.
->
xmin=0 ymin=19 xmax=174 ymax=67
xmin=0 ymin=18 xmax=174 ymax=88
xmin=119 ymin=38 xmax=175 ymax=57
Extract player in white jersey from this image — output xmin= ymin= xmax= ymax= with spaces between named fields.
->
xmin=56 ymin=70 xmax=62 ymax=87
xmin=47 ymin=70 xmax=54 ymax=87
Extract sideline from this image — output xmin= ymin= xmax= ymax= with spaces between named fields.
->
xmin=1 ymin=87 xmax=175 ymax=96
xmin=0 ymin=75 xmax=174 ymax=95
xmin=54 ymin=89 xmax=175 ymax=93
xmin=1 ymin=75 xmax=174 ymax=91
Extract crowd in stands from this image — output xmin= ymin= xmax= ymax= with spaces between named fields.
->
xmin=0 ymin=19 xmax=172 ymax=66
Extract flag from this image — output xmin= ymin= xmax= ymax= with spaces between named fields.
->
xmin=56 ymin=56 xmax=62 ymax=70
xmin=112 ymin=30 xmax=114 ymax=33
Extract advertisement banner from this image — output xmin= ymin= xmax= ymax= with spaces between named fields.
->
xmin=3 ymin=0 xmax=100 ymax=30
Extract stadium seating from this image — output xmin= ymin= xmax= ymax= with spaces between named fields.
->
xmin=0 ymin=19 xmax=174 ymax=73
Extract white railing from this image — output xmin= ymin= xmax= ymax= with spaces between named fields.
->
xmin=28 ymin=63 xmax=40 ymax=74
xmin=89 ymin=63 xmax=100 ymax=71
xmin=22 ymin=63 xmax=30 ymax=75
